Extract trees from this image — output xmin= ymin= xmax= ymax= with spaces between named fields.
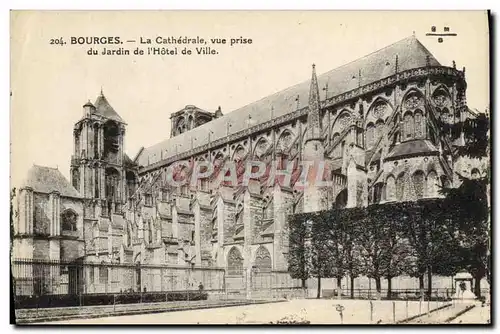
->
xmin=287 ymin=113 xmax=490 ymax=299
xmin=309 ymin=214 xmax=336 ymax=298
xmin=441 ymin=175 xmax=489 ymax=297
xmin=441 ymin=110 xmax=490 ymax=297
xmin=287 ymin=194 xmax=488 ymax=299
xmin=287 ymin=213 xmax=309 ymax=288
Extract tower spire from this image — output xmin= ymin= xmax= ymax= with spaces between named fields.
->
xmin=307 ymin=63 xmax=322 ymax=141
xmin=100 ymin=86 xmax=104 ymax=96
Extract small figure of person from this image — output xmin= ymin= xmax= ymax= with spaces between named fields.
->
xmin=459 ymin=281 xmax=467 ymax=299
xmin=198 ymin=282 xmax=204 ymax=293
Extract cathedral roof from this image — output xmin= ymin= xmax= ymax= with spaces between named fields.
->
xmin=22 ymin=165 xmax=82 ymax=198
xmin=137 ymin=36 xmax=440 ymax=167
xmin=94 ymin=94 xmax=124 ymax=123
xmin=385 ymin=139 xmax=439 ymax=161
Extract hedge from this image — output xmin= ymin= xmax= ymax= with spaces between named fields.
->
xmin=15 ymin=290 xmax=208 ymax=309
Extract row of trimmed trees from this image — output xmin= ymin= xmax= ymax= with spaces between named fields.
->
xmin=288 ymin=176 xmax=489 ymax=299
xmin=288 ymin=111 xmax=490 ymax=299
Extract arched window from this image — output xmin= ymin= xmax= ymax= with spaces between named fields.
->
xmin=253 ymin=246 xmax=272 ymax=273
xmin=471 ymin=168 xmax=481 ymax=179
xmin=93 ymin=123 xmax=99 ymax=158
xmin=365 ymin=123 xmax=375 ymax=149
xmin=373 ymin=183 xmax=383 ymax=204
xmin=412 ymin=170 xmax=425 ymax=199
xmin=94 ymin=168 xmax=100 ymax=198
xmin=61 ymin=209 xmax=77 ymax=231
xmin=386 ymin=175 xmax=396 ymax=201
xmin=375 ymin=120 xmax=385 ymax=143
xmin=427 ymin=171 xmax=438 ymax=198
xmin=335 ymin=189 xmax=348 ymax=209
xmin=396 ymin=173 xmax=405 ymax=201
xmin=227 ymin=247 xmax=243 ymax=275
xmin=414 ymin=110 xmax=424 ymax=139
xmin=72 ymin=168 xmax=80 ymax=190
xmin=277 ymin=130 xmax=293 ymax=153
xmin=105 ymin=167 xmax=120 ymax=201
xmin=404 ymin=113 xmax=414 ymax=140
xmin=103 ymin=121 xmax=120 ymax=160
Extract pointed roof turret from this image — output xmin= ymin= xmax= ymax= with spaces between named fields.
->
xmin=309 ymin=64 xmax=320 ymax=112
xmin=94 ymin=91 xmax=124 ymax=123
xmin=83 ymin=100 xmax=95 ymax=108
xmin=307 ymin=64 xmax=322 ymax=141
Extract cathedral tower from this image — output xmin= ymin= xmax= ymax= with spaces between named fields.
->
xmin=71 ymin=91 xmax=128 ymax=217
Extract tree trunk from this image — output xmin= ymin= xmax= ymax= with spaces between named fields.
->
xmin=375 ymin=277 xmax=381 ymax=300
xmin=427 ymin=267 xmax=432 ymax=299
xmin=350 ymin=276 xmax=355 ymax=299
xmin=337 ymin=277 xmax=342 ymax=300
xmin=316 ymin=276 xmax=321 ymax=299
xmin=474 ymin=274 xmax=482 ymax=298
xmin=387 ymin=277 xmax=392 ymax=299
xmin=419 ymin=275 xmax=424 ymax=301
xmin=301 ymin=278 xmax=306 ymax=289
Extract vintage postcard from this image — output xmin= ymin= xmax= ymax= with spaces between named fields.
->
xmin=10 ymin=10 xmax=491 ymax=325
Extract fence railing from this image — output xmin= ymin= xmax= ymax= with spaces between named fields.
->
xmin=322 ymin=288 xmax=456 ymax=301
xmin=11 ymin=258 xmax=225 ymax=298
xmin=11 ymin=259 xmax=314 ymax=309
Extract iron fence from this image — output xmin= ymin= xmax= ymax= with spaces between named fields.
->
xmin=322 ymin=288 xmax=456 ymax=301
xmin=11 ymin=258 xmax=225 ymax=298
xmin=12 ymin=258 xmax=309 ymax=309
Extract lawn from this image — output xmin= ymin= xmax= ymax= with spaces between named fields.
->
xmin=48 ymin=299 xmax=452 ymax=324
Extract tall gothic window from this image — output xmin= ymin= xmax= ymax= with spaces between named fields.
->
xmin=334 ymin=189 xmax=347 ymax=209
xmin=103 ymin=121 xmax=120 ymax=161
xmin=93 ymin=124 xmax=99 ymax=158
xmin=105 ymin=167 xmax=120 ymax=201
xmin=396 ymin=173 xmax=405 ymax=201
xmin=75 ymin=134 xmax=80 ymax=156
xmin=373 ymin=183 xmax=383 ymax=204
xmin=72 ymin=169 xmax=80 ymax=190
xmin=414 ymin=110 xmax=424 ymax=139
xmin=94 ymin=168 xmax=99 ymax=198
xmin=404 ymin=113 xmax=414 ymax=140
xmin=365 ymin=123 xmax=375 ymax=149
xmin=227 ymin=247 xmax=243 ymax=275
xmin=61 ymin=209 xmax=77 ymax=232
xmin=386 ymin=176 xmax=396 ymax=201
xmin=412 ymin=170 xmax=425 ymax=199
xmin=253 ymin=246 xmax=272 ymax=273
xmin=375 ymin=120 xmax=385 ymax=143
xmin=427 ymin=171 xmax=438 ymax=198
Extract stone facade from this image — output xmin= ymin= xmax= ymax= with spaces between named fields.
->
xmin=12 ymin=36 xmax=488 ymax=295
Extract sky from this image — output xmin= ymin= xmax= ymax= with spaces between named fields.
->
xmin=10 ymin=10 xmax=489 ymax=188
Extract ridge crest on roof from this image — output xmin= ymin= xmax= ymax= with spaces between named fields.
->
xmin=137 ymin=36 xmax=441 ymax=167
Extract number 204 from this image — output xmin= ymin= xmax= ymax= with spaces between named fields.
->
xmin=50 ymin=37 xmax=65 ymax=45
